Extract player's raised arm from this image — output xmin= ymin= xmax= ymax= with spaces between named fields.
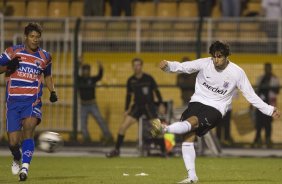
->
xmin=237 ymin=69 xmax=280 ymax=118
xmin=160 ymin=58 xmax=204 ymax=74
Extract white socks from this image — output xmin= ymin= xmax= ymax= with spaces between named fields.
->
xmin=166 ymin=121 xmax=192 ymax=134
xmin=182 ymin=142 xmax=197 ymax=179
xmin=22 ymin=163 xmax=29 ymax=170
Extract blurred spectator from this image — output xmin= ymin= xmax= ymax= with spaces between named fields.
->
xmin=110 ymin=0 xmax=132 ymax=16
xmin=84 ymin=0 xmax=104 ymax=16
xmin=261 ymin=0 xmax=282 ymax=19
xmin=221 ymin=0 xmax=241 ymax=17
xmin=176 ymin=57 xmax=197 ymax=105
xmin=197 ymin=0 xmax=216 ymax=17
xmin=1 ymin=5 xmax=14 ymax=16
xmin=78 ymin=63 xmax=113 ymax=144
xmin=261 ymin=0 xmax=282 ymax=52
xmin=241 ymin=0 xmax=250 ymax=16
xmin=253 ymin=63 xmax=280 ymax=148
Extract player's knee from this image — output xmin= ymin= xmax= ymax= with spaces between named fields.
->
xmin=184 ymin=132 xmax=196 ymax=142
xmin=22 ymin=128 xmax=35 ymax=139
xmin=186 ymin=116 xmax=199 ymax=129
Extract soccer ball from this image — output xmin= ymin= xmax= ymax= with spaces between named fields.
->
xmin=38 ymin=131 xmax=63 ymax=153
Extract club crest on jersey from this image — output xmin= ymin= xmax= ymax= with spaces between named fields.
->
xmin=223 ymin=81 xmax=229 ymax=88
xmin=34 ymin=60 xmax=41 ymax=66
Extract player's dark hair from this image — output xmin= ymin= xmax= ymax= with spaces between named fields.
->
xmin=209 ymin=41 xmax=230 ymax=57
xmin=24 ymin=22 xmax=43 ymax=36
xmin=132 ymin=58 xmax=143 ymax=65
xmin=82 ymin=64 xmax=91 ymax=70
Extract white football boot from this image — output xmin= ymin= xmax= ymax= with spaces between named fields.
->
xmin=177 ymin=176 xmax=198 ymax=183
xmin=11 ymin=160 xmax=21 ymax=175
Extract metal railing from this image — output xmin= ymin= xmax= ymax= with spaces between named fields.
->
xmin=1 ymin=17 xmax=282 ymax=53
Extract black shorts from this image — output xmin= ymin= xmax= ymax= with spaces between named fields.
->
xmin=128 ymin=103 xmax=158 ymax=120
xmin=180 ymin=102 xmax=222 ymax=137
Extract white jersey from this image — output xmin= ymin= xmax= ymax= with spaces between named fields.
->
xmin=166 ymin=57 xmax=274 ymax=116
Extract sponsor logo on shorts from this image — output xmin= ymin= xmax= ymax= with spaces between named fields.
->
xmin=204 ymin=117 xmax=212 ymax=126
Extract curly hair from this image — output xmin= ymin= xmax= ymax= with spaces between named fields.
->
xmin=24 ymin=22 xmax=43 ymax=36
xmin=209 ymin=41 xmax=230 ymax=57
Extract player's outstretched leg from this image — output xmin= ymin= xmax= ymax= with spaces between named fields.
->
xmin=151 ymin=119 xmax=167 ymax=137
xmin=19 ymin=139 xmax=34 ymax=181
xmin=9 ymin=145 xmax=22 ymax=175
xmin=151 ymin=118 xmax=192 ymax=137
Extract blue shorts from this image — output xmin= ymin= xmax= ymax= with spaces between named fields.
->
xmin=6 ymin=101 xmax=42 ymax=132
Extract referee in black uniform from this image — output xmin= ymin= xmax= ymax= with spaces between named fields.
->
xmin=106 ymin=58 xmax=165 ymax=157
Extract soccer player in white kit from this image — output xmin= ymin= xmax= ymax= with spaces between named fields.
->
xmin=152 ymin=41 xmax=281 ymax=183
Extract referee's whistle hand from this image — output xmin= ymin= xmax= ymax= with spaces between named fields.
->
xmin=159 ymin=60 xmax=168 ymax=71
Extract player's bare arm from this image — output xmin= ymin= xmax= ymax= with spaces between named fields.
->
xmin=45 ymin=75 xmax=55 ymax=92
xmin=45 ymin=75 xmax=58 ymax=102
xmin=159 ymin=60 xmax=169 ymax=71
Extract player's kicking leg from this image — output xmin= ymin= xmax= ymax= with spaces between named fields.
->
xmin=151 ymin=117 xmax=199 ymax=183
xmin=151 ymin=117 xmax=195 ymax=137
xmin=8 ymin=132 xmax=22 ymax=175
xmin=19 ymin=117 xmax=38 ymax=181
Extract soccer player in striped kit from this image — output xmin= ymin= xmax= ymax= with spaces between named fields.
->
xmin=152 ymin=41 xmax=281 ymax=183
xmin=0 ymin=22 xmax=58 ymax=181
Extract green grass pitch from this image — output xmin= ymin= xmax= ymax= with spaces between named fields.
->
xmin=1 ymin=156 xmax=282 ymax=184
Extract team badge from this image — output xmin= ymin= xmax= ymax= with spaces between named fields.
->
xmin=35 ymin=60 xmax=41 ymax=66
xmin=223 ymin=81 xmax=229 ymax=88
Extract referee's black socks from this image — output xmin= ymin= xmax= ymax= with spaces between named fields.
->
xmin=115 ymin=134 xmax=124 ymax=150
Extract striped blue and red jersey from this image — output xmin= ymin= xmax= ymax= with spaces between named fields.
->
xmin=0 ymin=44 xmax=52 ymax=103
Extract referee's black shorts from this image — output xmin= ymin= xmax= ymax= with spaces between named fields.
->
xmin=128 ymin=103 xmax=158 ymax=120
xmin=180 ymin=102 xmax=222 ymax=137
